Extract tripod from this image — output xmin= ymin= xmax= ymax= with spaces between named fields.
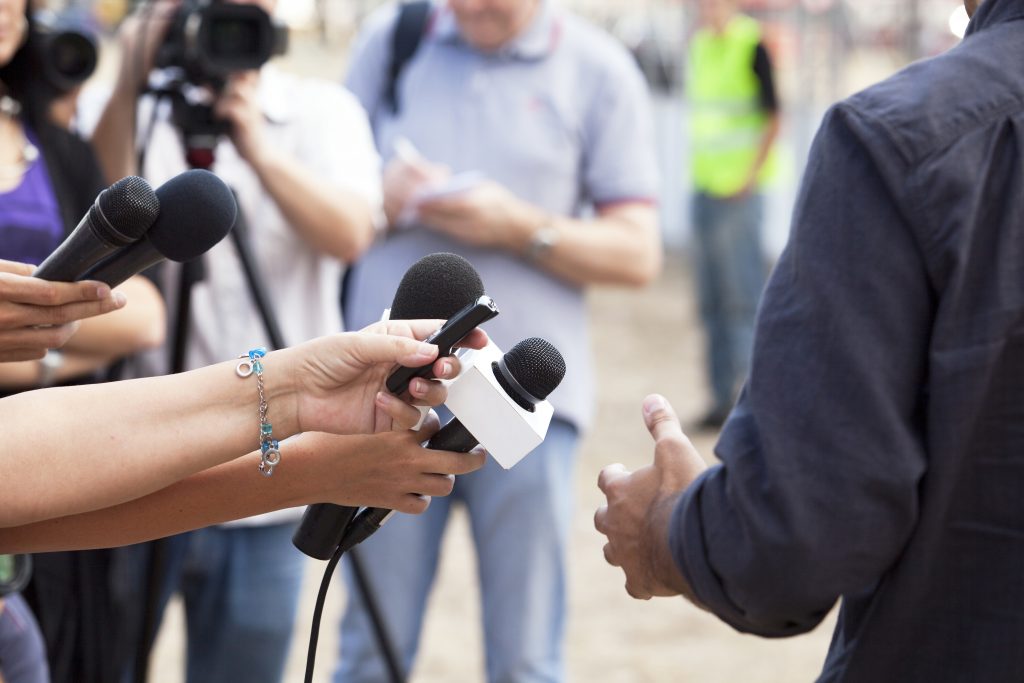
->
xmin=132 ymin=124 xmax=405 ymax=683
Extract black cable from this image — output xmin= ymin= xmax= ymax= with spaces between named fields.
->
xmin=304 ymin=543 xmax=344 ymax=683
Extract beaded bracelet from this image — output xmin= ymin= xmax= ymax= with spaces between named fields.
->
xmin=236 ymin=347 xmax=281 ymax=477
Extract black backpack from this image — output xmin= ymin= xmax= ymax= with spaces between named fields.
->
xmin=384 ymin=0 xmax=432 ymax=114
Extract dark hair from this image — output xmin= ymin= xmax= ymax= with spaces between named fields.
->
xmin=0 ymin=7 xmax=46 ymax=129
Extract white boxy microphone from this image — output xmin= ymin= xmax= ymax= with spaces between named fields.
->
xmin=444 ymin=340 xmax=557 ymax=469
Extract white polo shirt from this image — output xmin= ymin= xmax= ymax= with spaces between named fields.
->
xmin=140 ymin=66 xmax=382 ymax=525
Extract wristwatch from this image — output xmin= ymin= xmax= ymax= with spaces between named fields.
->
xmin=37 ymin=349 xmax=64 ymax=388
xmin=525 ymin=225 xmax=560 ymax=262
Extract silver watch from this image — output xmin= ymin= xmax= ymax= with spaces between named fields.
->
xmin=525 ymin=225 xmax=560 ymax=262
xmin=37 ymin=349 xmax=64 ymax=388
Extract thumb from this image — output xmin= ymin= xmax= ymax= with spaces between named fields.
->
xmin=642 ymin=395 xmax=703 ymax=486
xmin=347 ymin=333 xmax=438 ymax=368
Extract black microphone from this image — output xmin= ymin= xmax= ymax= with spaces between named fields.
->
xmin=336 ymin=337 xmax=566 ymax=554
xmin=292 ymin=252 xmax=489 ymax=560
xmin=79 ymin=169 xmax=237 ymax=287
xmin=34 ymin=175 xmax=159 ymax=282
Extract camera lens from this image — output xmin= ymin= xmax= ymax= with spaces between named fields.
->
xmin=209 ymin=18 xmax=261 ymax=60
xmin=45 ymin=30 xmax=98 ymax=87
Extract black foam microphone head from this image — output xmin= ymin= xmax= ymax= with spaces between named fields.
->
xmin=148 ymin=169 xmax=237 ymax=261
xmin=505 ymin=337 xmax=566 ymax=401
xmin=389 ymin=252 xmax=485 ymax=320
xmin=96 ymin=175 xmax=159 ymax=245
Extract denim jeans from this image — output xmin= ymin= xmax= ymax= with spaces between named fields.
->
xmin=335 ymin=419 xmax=579 ymax=683
xmin=691 ymin=191 xmax=767 ymax=412
xmin=116 ymin=522 xmax=305 ymax=683
xmin=0 ymin=593 xmax=49 ymax=683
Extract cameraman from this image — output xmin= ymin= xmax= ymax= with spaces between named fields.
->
xmin=91 ymin=1 xmax=384 ymax=681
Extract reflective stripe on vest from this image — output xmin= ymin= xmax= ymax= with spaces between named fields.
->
xmin=687 ymin=14 xmax=776 ymax=196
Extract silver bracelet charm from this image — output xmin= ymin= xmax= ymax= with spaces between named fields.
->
xmin=237 ymin=347 xmax=280 ymax=476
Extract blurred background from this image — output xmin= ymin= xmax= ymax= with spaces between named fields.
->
xmin=34 ymin=0 xmax=971 ymax=680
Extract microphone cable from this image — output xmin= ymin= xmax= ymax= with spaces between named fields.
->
xmin=303 ymin=542 xmax=407 ymax=683
xmin=303 ymin=543 xmax=343 ymax=683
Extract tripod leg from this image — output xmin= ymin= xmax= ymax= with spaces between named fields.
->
xmin=349 ymin=548 xmax=407 ymax=683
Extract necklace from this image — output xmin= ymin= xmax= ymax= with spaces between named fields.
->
xmin=0 ymin=94 xmax=39 ymax=179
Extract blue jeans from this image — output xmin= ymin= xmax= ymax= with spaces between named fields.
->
xmin=117 ymin=523 xmax=305 ymax=683
xmin=335 ymin=419 xmax=579 ymax=683
xmin=691 ymin=192 xmax=767 ymax=412
xmin=0 ymin=593 xmax=48 ymax=683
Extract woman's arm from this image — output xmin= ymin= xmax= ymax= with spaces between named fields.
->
xmin=0 ymin=321 xmax=484 ymax=527
xmin=0 ymin=428 xmax=486 ymax=553
xmin=0 ymin=275 xmax=165 ymax=388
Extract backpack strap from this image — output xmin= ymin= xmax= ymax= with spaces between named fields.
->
xmin=385 ymin=0 xmax=432 ymax=115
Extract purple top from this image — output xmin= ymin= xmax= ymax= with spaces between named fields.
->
xmin=0 ymin=126 xmax=64 ymax=266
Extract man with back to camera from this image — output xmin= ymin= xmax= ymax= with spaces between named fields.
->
xmin=595 ymin=0 xmax=1024 ymax=681
xmin=340 ymin=0 xmax=662 ymax=680
xmin=686 ymin=0 xmax=780 ymax=430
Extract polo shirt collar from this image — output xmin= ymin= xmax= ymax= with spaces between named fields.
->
xmin=432 ymin=0 xmax=559 ymax=60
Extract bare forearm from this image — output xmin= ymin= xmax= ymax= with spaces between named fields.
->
xmin=60 ymin=276 xmax=165 ymax=356
xmin=515 ymin=205 xmax=662 ymax=287
xmin=251 ymin=149 xmax=375 ymax=263
xmin=0 ymin=450 xmax=306 ymax=552
xmin=747 ymin=113 xmax=781 ymax=187
xmin=0 ymin=351 xmax=119 ymax=388
xmin=0 ymin=354 xmax=300 ymax=527
xmin=91 ymin=86 xmax=140 ymax=184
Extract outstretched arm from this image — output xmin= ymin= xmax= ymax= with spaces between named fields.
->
xmin=0 ymin=321 xmax=486 ymax=527
xmin=0 ymin=425 xmax=486 ymax=553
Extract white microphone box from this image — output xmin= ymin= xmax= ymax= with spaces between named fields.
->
xmin=446 ymin=342 xmax=554 ymax=469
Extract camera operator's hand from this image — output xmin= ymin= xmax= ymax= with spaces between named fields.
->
xmin=0 ymin=260 xmax=126 ymax=363
xmin=114 ymin=0 xmax=181 ymax=94
xmin=214 ymin=71 xmax=268 ymax=167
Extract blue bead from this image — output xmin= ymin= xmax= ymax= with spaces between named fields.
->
xmin=261 ymin=423 xmax=273 ymax=436
xmin=252 ymin=360 xmax=263 ymax=374
xmin=249 ymin=347 xmax=267 ymax=359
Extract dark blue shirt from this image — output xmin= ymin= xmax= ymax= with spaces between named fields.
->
xmin=670 ymin=1 xmax=1024 ymax=681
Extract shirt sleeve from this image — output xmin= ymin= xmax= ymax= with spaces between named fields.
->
xmin=297 ymin=84 xmax=382 ymax=209
xmin=752 ymin=42 xmax=779 ymax=113
xmin=581 ymin=46 xmax=660 ymax=208
xmin=670 ymin=104 xmax=932 ymax=636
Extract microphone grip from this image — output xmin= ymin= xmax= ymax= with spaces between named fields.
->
xmin=292 ymin=503 xmax=359 ymax=560
xmin=78 ymin=241 xmax=163 ymax=288
xmin=425 ymin=418 xmax=479 ymax=453
xmin=335 ymin=419 xmax=481 ymax=555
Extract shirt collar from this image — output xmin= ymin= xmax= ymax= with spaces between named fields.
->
xmin=431 ymin=0 xmax=560 ymax=60
xmin=965 ymin=0 xmax=1024 ymax=37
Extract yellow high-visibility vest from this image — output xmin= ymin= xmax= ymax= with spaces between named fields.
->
xmin=688 ymin=14 xmax=778 ymax=197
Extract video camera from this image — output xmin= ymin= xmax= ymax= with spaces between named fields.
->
xmin=150 ymin=0 xmax=288 ymax=144
xmin=32 ymin=9 xmax=99 ymax=96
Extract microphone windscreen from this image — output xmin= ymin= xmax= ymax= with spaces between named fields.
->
xmin=389 ymin=252 xmax=485 ymax=320
xmin=97 ymin=175 xmax=159 ymax=244
xmin=505 ymin=337 xmax=566 ymax=401
xmin=148 ymin=169 xmax=237 ymax=262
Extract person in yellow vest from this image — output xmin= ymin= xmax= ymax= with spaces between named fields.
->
xmin=687 ymin=0 xmax=780 ymax=429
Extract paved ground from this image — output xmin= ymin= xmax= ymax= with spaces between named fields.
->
xmin=149 ymin=254 xmax=837 ymax=682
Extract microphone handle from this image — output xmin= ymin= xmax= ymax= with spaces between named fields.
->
xmin=292 ymin=503 xmax=359 ymax=560
xmin=34 ymin=210 xmax=122 ymax=282
xmin=425 ymin=418 xmax=479 ymax=453
xmin=78 ymin=240 xmax=163 ymax=288
xmin=334 ymin=419 xmax=480 ymax=555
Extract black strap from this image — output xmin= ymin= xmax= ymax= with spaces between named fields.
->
xmin=385 ymin=0 xmax=432 ymax=114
